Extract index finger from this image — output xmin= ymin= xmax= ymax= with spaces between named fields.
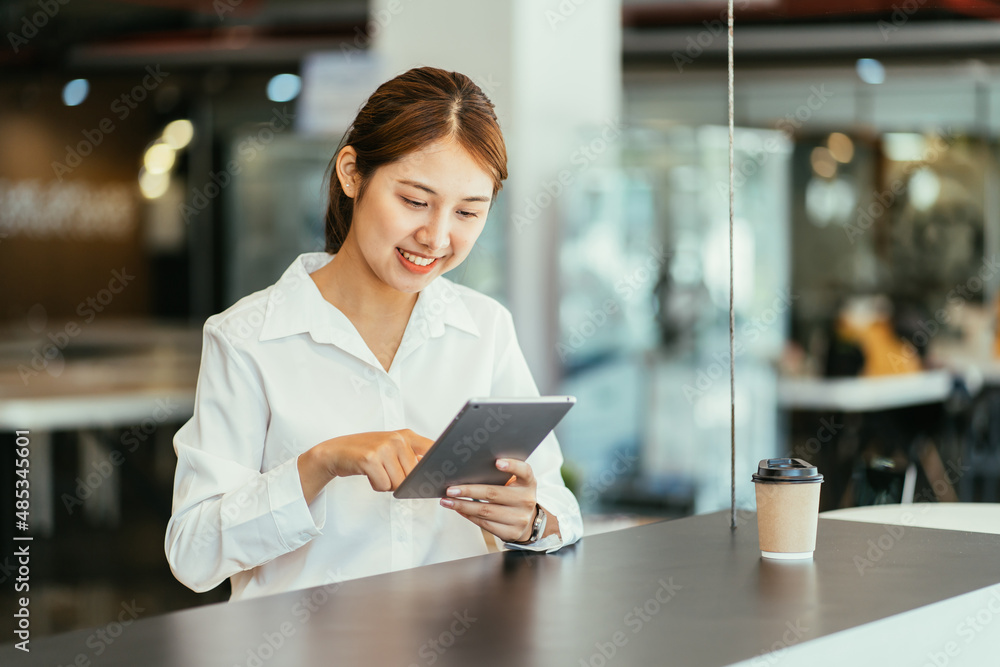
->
xmin=398 ymin=443 xmax=419 ymax=477
xmin=412 ymin=436 xmax=434 ymax=457
xmin=496 ymin=458 xmax=534 ymax=485
xmin=400 ymin=431 xmax=434 ymax=457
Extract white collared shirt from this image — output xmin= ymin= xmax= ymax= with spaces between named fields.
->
xmin=164 ymin=251 xmax=582 ymax=600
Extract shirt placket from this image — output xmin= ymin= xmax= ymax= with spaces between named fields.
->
xmin=380 ymin=373 xmax=415 ymax=571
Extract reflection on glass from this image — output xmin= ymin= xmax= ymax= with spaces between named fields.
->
xmin=139 ymin=168 xmax=170 ymax=199
xmin=827 ymin=132 xmax=854 ymax=164
xmin=556 ymin=125 xmax=791 ymax=516
xmin=856 ymin=58 xmax=886 ymax=85
xmin=163 ymin=119 xmax=194 ymax=150
xmin=805 ymin=177 xmax=855 ymax=228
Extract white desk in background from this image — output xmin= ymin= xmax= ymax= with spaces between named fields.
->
xmin=930 ymin=347 xmax=1000 ymax=388
xmin=823 ymin=502 xmax=1000 ymax=534
xmin=0 ymin=320 xmax=200 ymax=535
xmin=776 ymin=370 xmax=955 ymax=412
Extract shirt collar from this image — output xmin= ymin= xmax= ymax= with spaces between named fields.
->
xmin=258 ymin=252 xmax=481 ymax=346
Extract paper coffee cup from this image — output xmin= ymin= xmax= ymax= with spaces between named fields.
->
xmin=752 ymin=458 xmax=823 ymax=560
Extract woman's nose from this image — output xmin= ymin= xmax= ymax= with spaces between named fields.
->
xmin=415 ymin=212 xmax=450 ymax=253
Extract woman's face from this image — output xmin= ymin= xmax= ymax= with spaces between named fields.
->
xmin=339 ymin=138 xmax=494 ymax=294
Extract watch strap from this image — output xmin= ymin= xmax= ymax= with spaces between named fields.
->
xmin=527 ymin=504 xmax=546 ymax=543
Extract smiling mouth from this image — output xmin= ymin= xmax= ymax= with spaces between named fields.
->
xmin=397 ymin=248 xmax=440 ymax=267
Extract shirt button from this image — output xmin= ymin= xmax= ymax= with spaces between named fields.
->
xmin=385 ymin=385 xmax=397 ymax=398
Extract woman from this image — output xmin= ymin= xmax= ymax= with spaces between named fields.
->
xmin=164 ymin=67 xmax=583 ymax=601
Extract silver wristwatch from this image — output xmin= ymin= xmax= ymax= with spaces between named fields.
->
xmin=526 ymin=504 xmax=547 ymax=543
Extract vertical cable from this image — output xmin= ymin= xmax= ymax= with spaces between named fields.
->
xmin=728 ymin=0 xmax=737 ymax=531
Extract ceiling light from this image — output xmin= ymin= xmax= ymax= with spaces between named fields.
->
xmin=139 ymin=168 xmax=170 ymax=199
xmin=827 ymin=132 xmax=854 ymax=163
xmin=883 ymin=133 xmax=927 ymax=162
xmin=163 ymin=119 xmax=194 ymax=150
xmin=62 ymin=79 xmax=89 ymax=106
xmin=810 ymin=146 xmax=837 ymax=179
xmin=144 ymin=143 xmax=176 ymax=174
xmin=908 ymin=168 xmax=941 ymax=211
xmin=267 ymin=73 xmax=301 ymax=103
xmin=856 ymin=59 xmax=885 ymax=85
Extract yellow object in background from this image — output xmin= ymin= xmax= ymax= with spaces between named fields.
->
xmin=838 ymin=316 xmax=922 ymax=376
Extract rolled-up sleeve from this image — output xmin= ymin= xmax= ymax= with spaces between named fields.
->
xmin=490 ymin=309 xmax=583 ymax=553
xmin=164 ymin=323 xmax=325 ymax=593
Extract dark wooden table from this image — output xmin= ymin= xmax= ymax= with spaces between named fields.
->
xmin=5 ymin=511 xmax=1000 ymax=666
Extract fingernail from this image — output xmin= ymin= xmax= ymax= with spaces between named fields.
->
xmin=446 ymin=487 xmax=460 ymax=496
xmin=440 ymin=498 xmax=454 ymax=508
xmin=496 ymin=459 xmax=509 ymax=470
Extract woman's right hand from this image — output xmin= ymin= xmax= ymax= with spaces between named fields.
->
xmin=298 ymin=429 xmax=433 ymax=502
xmin=324 ymin=428 xmax=434 ymax=491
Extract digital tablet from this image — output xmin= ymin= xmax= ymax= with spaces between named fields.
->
xmin=393 ymin=396 xmax=576 ymax=499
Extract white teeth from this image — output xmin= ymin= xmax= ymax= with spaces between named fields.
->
xmin=400 ymin=249 xmax=436 ymax=267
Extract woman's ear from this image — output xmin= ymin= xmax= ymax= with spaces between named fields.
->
xmin=336 ymin=145 xmax=359 ymax=198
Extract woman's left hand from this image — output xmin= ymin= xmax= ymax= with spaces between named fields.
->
xmin=439 ymin=458 xmax=537 ymax=543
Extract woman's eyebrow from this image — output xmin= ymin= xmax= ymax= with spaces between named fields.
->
xmin=398 ymin=179 xmax=490 ymax=203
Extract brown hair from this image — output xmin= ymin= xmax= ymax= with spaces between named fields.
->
xmin=324 ymin=67 xmax=508 ymax=253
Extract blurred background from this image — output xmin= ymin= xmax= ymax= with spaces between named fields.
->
xmin=4 ymin=0 xmax=1000 ymax=638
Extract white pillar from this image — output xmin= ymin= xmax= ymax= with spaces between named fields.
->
xmin=374 ymin=0 xmax=622 ymax=392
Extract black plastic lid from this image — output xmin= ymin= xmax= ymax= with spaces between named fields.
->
xmin=751 ymin=458 xmax=823 ymax=483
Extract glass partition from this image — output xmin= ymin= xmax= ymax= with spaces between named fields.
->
xmin=556 ymin=124 xmax=792 ymax=515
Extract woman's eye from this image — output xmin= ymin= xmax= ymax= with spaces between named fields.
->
xmin=401 ymin=196 xmax=426 ymax=208
xmin=457 ymin=210 xmax=479 ymax=219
